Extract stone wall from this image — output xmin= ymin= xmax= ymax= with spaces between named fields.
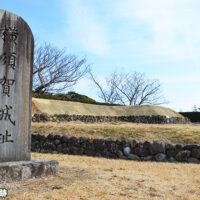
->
xmin=31 ymin=134 xmax=200 ymax=163
xmin=32 ymin=113 xmax=190 ymax=124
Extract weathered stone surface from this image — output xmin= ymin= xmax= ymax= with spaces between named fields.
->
xmin=47 ymin=134 xmax=54 ymax=141
xmin=183 ymin=144 xmax=199 ymax=151
xmin=76 ymin=147 xmax=84 ymax=155
xmin=191 ymin=148 xmax=200 ymax=159
xmin=187 ymin=158 xmax=199 ymax=163
xmin=168 ymin=157 xmax=177 ymax=162
xmin=123 ymin=147 xmax=131 ymax=156
xmin=143 ymin=141 xmax=151 ymax=149
xmin=106 ymin=152 xmax=118 ymax=159
xmin=78 ymin=136 xmax=88 ymax=144
xmin=176 ymin=150 xmax=191 ymax=162
xmin=61 ymin=134 xmax=70 ymax=143
xmin=150 ymin=142 xmax=165 ymax=155
xmin=69 ymin=136 xmax=78 ymax=145
xmin=132 ymin=147 xmax=149 ymax=157
xmin=155 ymin=153 xmax=167 ymax=162
xmin=93 ymin=138 xmax=107 ymax=151
xmin=84 ymin=148 xmax=96 ymax=156
xmin=0 ymin=10 xmax=34 ymax=162
xmin=0 ymin=160 xmax=58 ymax=183
xmin=127 ymin=154 xmax=140 ymax=161
xmin=54 ymin=134 xmax=62 ymax=140
xmin=141 ymin=155 xmax=153 ymax=161
xmin=166 ymin=150 xmax=177 ymax=158
xmin=32 ymin=113 xmax=190 ymax=124
xmin=117 ymin=150 xmax=123 ymax=158
xmin=31 ymin=133 xmax=200 ymax=164
xmin=101 ymin=150 xmax=110 ymax=158
xmin=54 ymin=139 xmax=61 ymax=146
xmin=56 ymin=144 xmax=63 ymax=152
xmin=175 ymin=144 xmax=183 ymax=152
xmin=165 ymin=143 xmax=175 ymax=150
xmin=130 ymin=139 xmax=138 ymax=148
xmin=109 ymin=143 xmax=119 ymax=154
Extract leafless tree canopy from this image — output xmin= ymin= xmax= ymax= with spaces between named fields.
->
xmin=89 ymin=70 xmax=119 ymax=104
xmin=90 ymin=71 xmax=168 ymax=106
xmin=33 ymin=43 xmax=89 ymax=93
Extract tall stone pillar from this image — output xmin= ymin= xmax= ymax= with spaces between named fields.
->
xmin=0 ymin=9 xmax=33 ymax=162
xmin=0 ymin=10 xmax=58 ymax=185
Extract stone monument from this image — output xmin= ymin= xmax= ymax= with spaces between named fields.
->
xmin=0 ymin=9 xmax=58 ymax=183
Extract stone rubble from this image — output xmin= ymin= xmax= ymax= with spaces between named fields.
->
xmin=31 ymin=133 xmax=200 ymax=164
xmin=32 ymin=113 xmax=190 ymax=124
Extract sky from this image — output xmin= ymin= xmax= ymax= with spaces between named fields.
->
xmin=1 ymin=0 xmax=200 ymax=111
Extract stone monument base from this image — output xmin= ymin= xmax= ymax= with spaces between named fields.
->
xmin=0 ymin=160 xmax=58 ymax=184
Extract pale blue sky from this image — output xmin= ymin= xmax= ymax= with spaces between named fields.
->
xmin=1 ymin=0 xmax=200 ymax=111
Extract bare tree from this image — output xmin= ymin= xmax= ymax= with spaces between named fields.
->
xmin=88 ymin=70 xmax=119 ymax=104
xmin=33 ymin=43 xmax=89 ymax=93
xmin=90 ymin=71 xmax=168 ymax=105
xmin=114 ymin=72 xmax=167 ymax=105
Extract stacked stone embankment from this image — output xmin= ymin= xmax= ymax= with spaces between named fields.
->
xmin=32 ymin=113 xmax=190 ymax=124
xmin=31 ymin=134 xmax=200 ymax=163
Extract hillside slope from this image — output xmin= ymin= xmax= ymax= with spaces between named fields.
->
xmin=32 ymin=98 xmax=183 ymax=117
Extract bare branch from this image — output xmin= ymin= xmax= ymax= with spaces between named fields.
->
xmin=89 ymin=70 xmax=119 ymax=104
xmin=33 ymin=43 xmax=89 ymax=93
xmin=90 ymin=70 xmax=168 ymax=106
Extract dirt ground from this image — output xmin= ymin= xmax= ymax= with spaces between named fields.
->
xmin=1 ymin=153 xmax=200 ymax=200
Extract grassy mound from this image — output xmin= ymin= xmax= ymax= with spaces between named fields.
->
xmin=32 ymin=92 xmax=119 ymax=106
xmin=32 ymin=98 xmax=182 ymax=117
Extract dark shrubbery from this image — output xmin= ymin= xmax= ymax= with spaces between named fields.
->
xmin=180 ymin=112 xmax=200 ymax=122
xmin=65 ymin=92 xmax=97 ymax=103
xmin=32 ymin=92 xmax=121 ymax=106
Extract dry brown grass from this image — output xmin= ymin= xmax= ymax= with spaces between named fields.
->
xmin=31 ymin=121 xmax=200 ymax=144
xmin=32 ymin=98 xmax=182 ymax=117
xmin=25 ymin=121 xmax=200 ymax=199
xmin=1 ymin=152 xmax=200 ymax=200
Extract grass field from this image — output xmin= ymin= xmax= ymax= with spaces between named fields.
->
xmin=1 ymin=152 xmax=200 ymax=200
xmin=31 ymin=121 xmax=200 ymax=144
xmin=2 ymin=121 xmax=197 ymax=199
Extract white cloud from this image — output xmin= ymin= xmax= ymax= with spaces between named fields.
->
xmin=58 ymin=0 xmax=200 ymax=111
xmin=60 ymin=0 xmax=110 ymax=57
xmin=116 ymin=0 xmax=200 ymax=63
xmin=150 ymin=75 xmax=200 ymax=84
